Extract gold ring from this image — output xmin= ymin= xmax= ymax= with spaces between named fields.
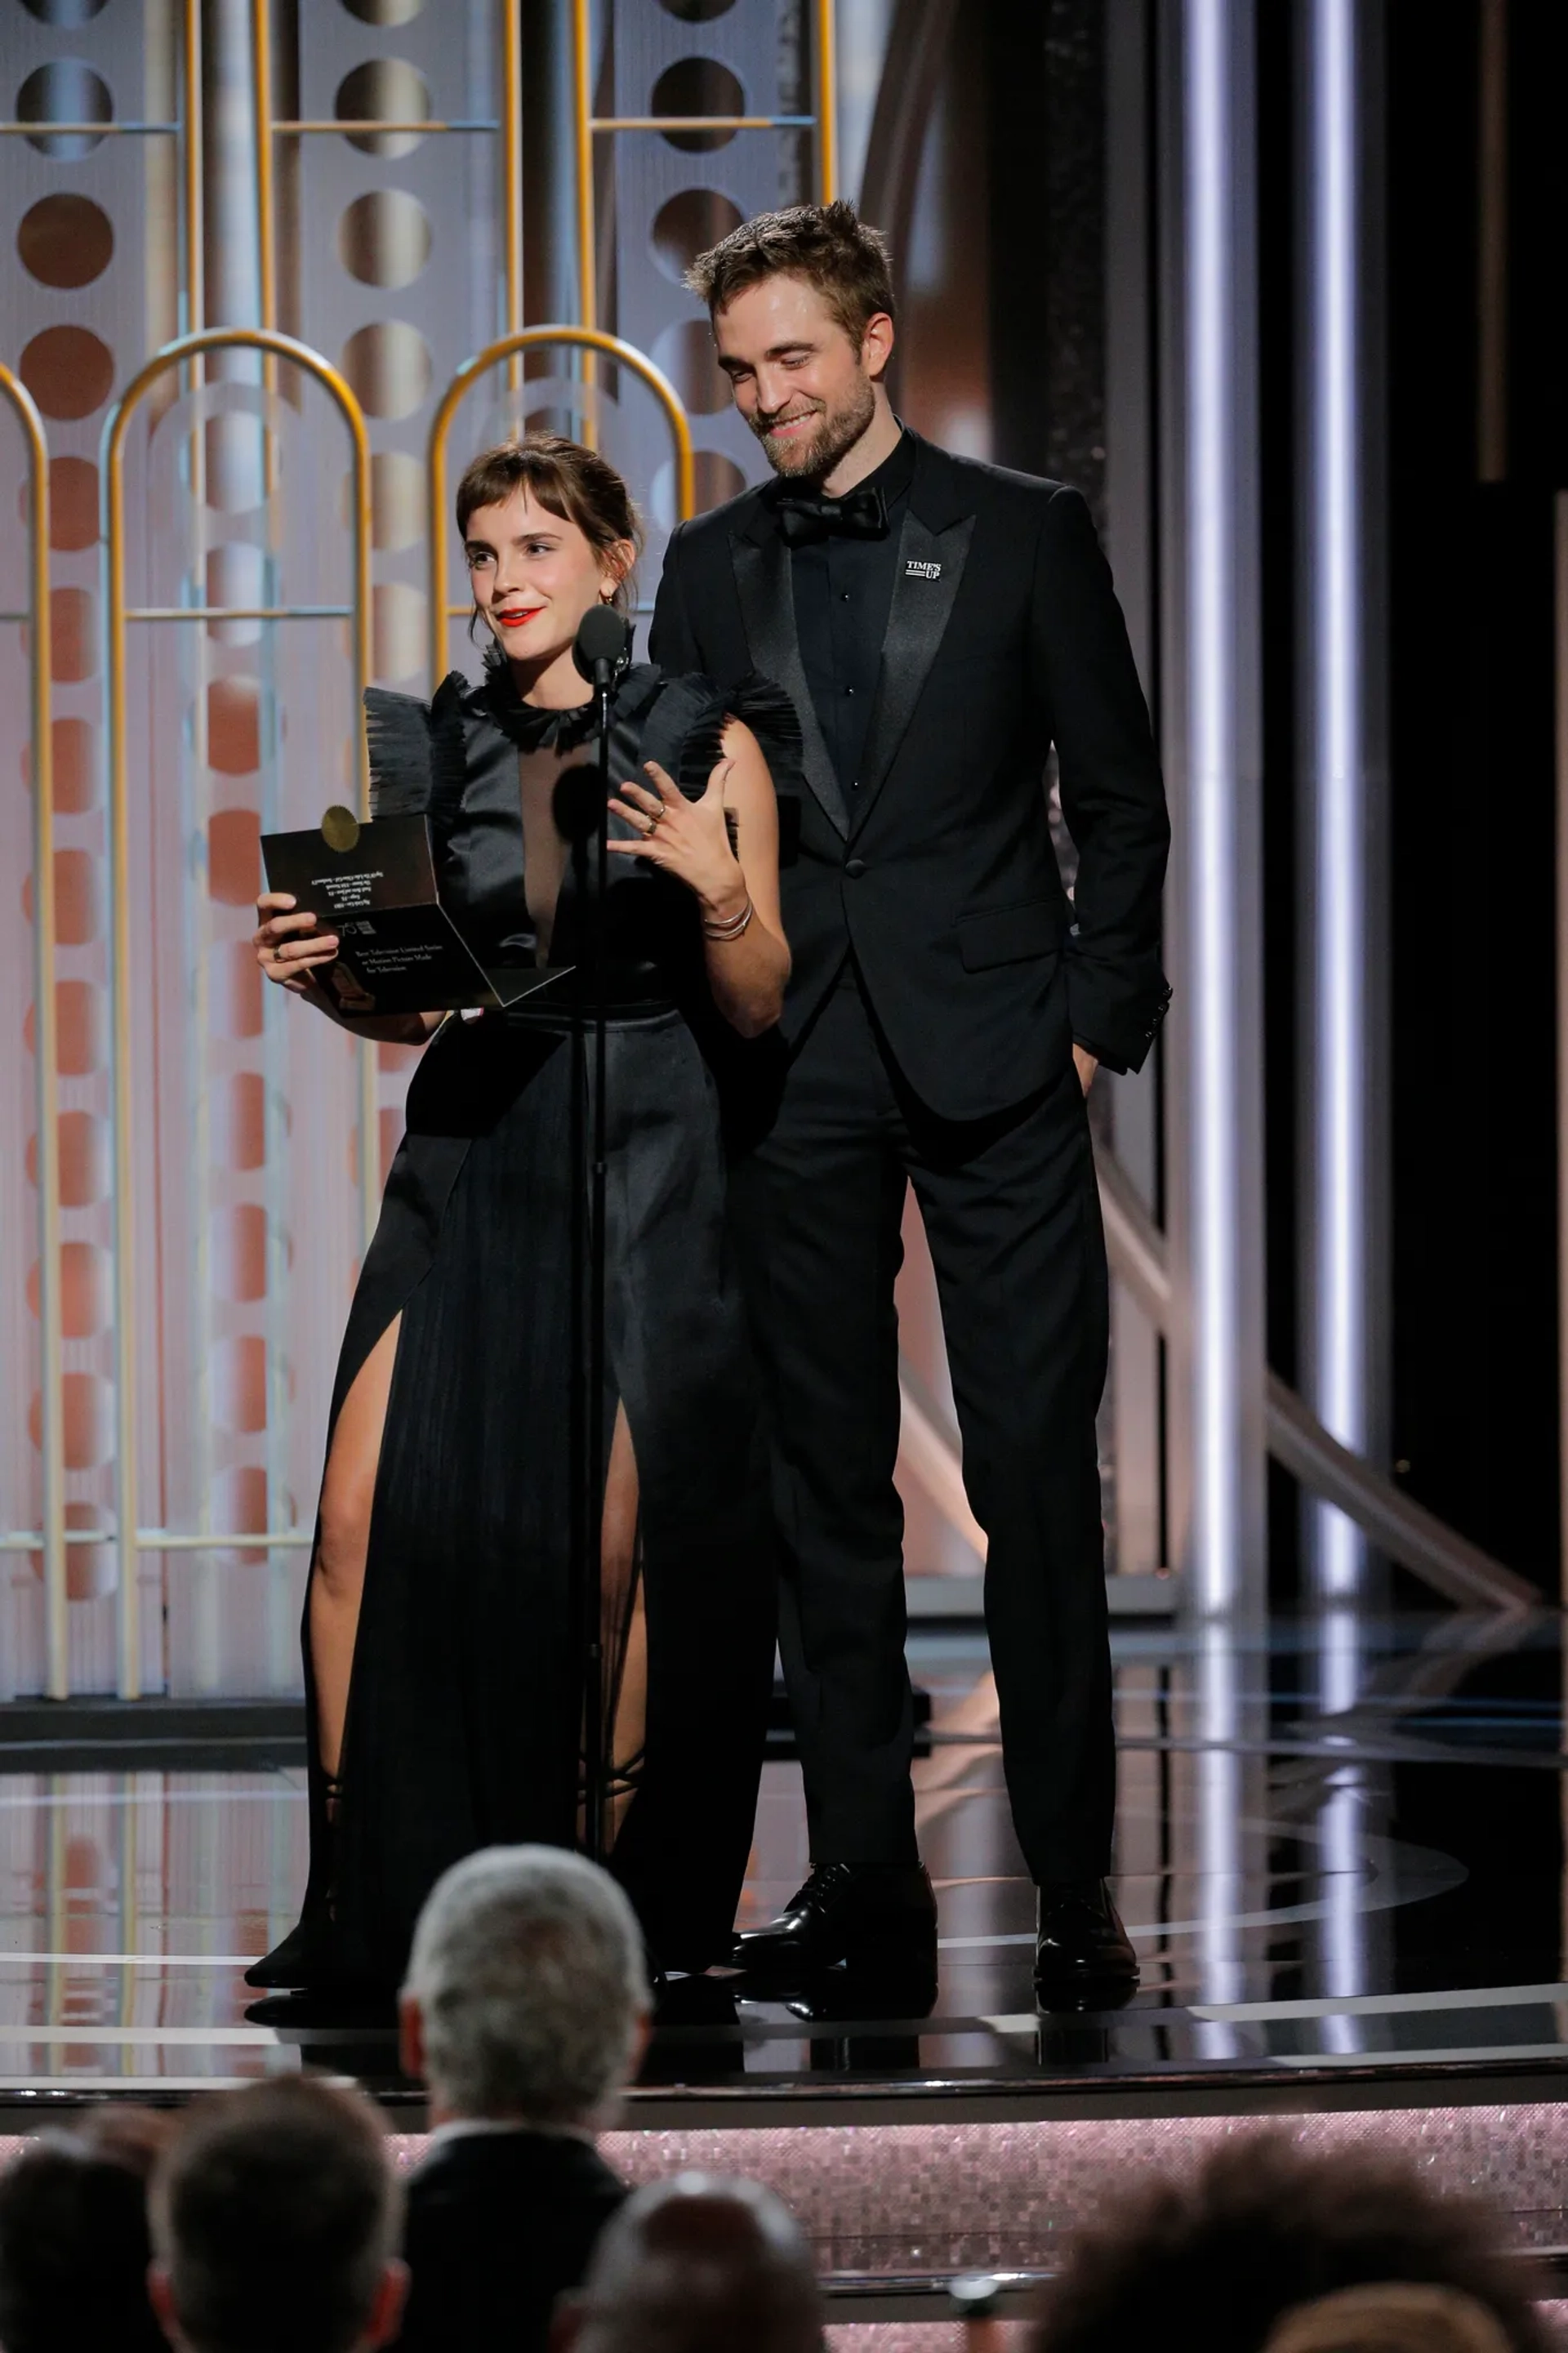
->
xmin=645 ymin=805 xmax=665 ymax=831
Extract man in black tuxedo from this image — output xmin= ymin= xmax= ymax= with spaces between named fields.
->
xmin=649 ymin=202 xmax=1169 ymax=2002
xmin=393 ymin=1847 xmax=643 ymax=2352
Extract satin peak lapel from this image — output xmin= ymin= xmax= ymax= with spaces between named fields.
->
xmin=728 ymin=524 xmax=849 ymax=837
xmin=850 ymin=506 xmax=975 ymax=839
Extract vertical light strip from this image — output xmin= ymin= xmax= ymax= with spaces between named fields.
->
xmin=1183 ymin=0 xmax=1253 ymax=1612
xmin=0 ymin=370 xmax=65 ymax=1694
xmin=814 ymin=0 xmax=840 ymax=204
xmin=1556 ymin=492 xmax=1568 ymax=1611
xmin=252 ymin=0 xmax=275 ymax=332
xmin=1307 ymin=0 xmax=1365 ymax=1629
xmin=502 ymin=0 xmax=523 ymax=391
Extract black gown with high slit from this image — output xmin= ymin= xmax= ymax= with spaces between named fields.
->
xmin=254 ymin=660 xmax=795 ymax=1990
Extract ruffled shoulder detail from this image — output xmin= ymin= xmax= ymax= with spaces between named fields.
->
xmin=364 ymin=672 xmax=469 ymax=820
xmin=639 ymin=669 xmax=805 ymax=806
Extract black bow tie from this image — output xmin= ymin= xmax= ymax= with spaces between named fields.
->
xmin=773 ymin=483 xmax=889 ymax=546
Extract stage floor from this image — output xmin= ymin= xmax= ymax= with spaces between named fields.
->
xmin=3 ymin=1607 xmax=1568 ymax=2120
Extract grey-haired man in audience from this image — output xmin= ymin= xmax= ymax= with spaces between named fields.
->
xmin=394 ymin=1845 xmax=652 ymax=2353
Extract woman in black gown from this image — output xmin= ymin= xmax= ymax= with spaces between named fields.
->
xmin=246 ymin=435 xmax=794 ymax=1994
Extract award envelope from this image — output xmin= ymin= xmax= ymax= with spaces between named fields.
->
xmin=260 ymin=814 xmax=568 ymax=1017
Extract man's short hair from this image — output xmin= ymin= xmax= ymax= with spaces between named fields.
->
xmin=1034 ymin=2137 xmax=1550 ymax=2353
xmin=685 ymin=200 xmax=896 ymax=343
xmin=0 ymin=2110 xmax=174 ymax=2353
xmin=403 ymin=1845 xmax=649 ymax=2124
xmin=572 ymin=2173 xmax=824 ymax=2353
xmin=150 ymin=2077 xmax=399 ymax=2353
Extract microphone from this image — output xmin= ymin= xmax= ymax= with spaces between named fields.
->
xmin=572 ymin=604 xmax=630 ymax=691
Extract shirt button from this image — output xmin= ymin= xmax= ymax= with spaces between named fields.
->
xmin=844 ymin=857 xmax=866 ymax=879
xmin=841 ymin=591 xmax=852 ymax=603
xmin=845 ymin=684 xmax=856 ymax=696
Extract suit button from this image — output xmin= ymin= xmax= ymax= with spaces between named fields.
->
xmin=844 ymin=857 xmax=866 ymax=879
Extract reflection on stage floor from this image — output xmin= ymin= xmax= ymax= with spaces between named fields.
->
xmin=3 ymin=1607 xmax=1568 ymax=2110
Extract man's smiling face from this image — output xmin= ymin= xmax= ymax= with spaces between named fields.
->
xmin=711 ymin=273 xmax=889 ymax=482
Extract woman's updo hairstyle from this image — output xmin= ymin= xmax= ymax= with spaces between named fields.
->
xmin=455 ymin=434 xmax=644 ymax=619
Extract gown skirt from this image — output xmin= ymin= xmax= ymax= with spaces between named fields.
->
xmin=295 ymin=998 xmax=777 ymax=1986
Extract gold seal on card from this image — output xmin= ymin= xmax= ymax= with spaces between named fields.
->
xmin=321 ymin=804 xmax=361 ymax=853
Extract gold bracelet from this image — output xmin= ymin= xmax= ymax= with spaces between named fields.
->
xmin=702 ymin=896 xmax=754 ymax=940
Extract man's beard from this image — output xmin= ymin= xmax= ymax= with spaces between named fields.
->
xmin=753 ymin=374 xmax=877 ymax=481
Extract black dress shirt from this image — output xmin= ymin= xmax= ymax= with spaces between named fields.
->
xmin=782 ymin=427 xmax=917 ymax=796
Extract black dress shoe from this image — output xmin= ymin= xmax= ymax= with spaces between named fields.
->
xmin=1033 ymin=1878 xmax=1139 ymax=2007
xmin=244 ymin=1914 xmax=329 ymax=1990
xmin=733 ymin=1863 xmax=937 ymax=1981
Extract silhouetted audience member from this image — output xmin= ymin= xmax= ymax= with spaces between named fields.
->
xmin=1032 ymin=2137 xmax=1550 ymax=2353
xmin=551 ymin=2173 xmax=825 ymax=2353
xmin=1264 ymin=2281 xmax=1515 ymax=2353
xmin=149 ymin=2075 xmax=405 ymax=2353
xmin=394 ymin=1846 xmax=651 ymax=2353
xmin=0 ymin=2106 xmax=175 ymax=2353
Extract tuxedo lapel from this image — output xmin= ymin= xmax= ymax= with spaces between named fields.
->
xmin=728 ymin=518 xmax=849 ymax=838
xmin=849 ymin=450 xmax=976 ymax=839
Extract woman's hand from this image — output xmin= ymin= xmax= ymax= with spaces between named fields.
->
xmin=252 ymin=889 xmax=442 ymax=1043
xmin=254 ymin=892 xmax=339 ymax=996
xmin=606 ymin=760 xmax=749 ymax=922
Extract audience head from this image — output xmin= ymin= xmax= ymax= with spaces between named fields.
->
xmin=553 ymin=2172 xmax=825 ymax=2353
xmin=400 ymin=1844 xmax=651 ymax=2128
xmin=1263 ymin=2281 xmax=1517 ymax=2353
xmin=148 ymin=2075 xmax=404 ymax=2353
xmin=1033 ymin=2136 xmax=1549 ymax=2353
xmin=0 ymin=2106 xmax=176 ymax=2353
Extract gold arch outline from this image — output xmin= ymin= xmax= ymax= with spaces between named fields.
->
xmin=425 ymin=327 xmax=696 ymax=689
xmin=0 ymin=368 xmax=65 ymax=1698
xmin=101 ymin=327 xmax=374 ymax=1696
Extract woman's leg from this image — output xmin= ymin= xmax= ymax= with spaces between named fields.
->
xmin=310 ymin=1313 xmax=401 ymax=1782
xmin=599 ymin=1401 xmax=647 ymax=1849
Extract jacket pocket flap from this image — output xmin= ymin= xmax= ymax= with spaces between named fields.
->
xmin=956 ymin=898 xmax=1063 ymax=972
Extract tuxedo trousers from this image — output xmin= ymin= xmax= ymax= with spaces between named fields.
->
xmin=727 ymin=970 xmax=1116 ymax=1883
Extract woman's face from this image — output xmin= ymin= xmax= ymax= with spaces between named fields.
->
xmin=462 ymin=486 xmax=626 ymax=669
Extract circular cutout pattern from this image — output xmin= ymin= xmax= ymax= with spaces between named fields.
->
xmin=657 ymin=0 xmax=737 ymax=16
xmin=651 ymin=317 xmax=730 ymax=416
xmin=49 ymin=586 xmax=95 ymax=683
xmin=47 ymin=457 xmax=98 ymax=550
xmin=341 ymin=320 xmax=433 ymax=419
xmin=369 ymin=451 xmax=423 ymax=550
xmin=373 ymin=582 xmax=425 ymax=684
xmin=335 ymin=58 xmax=430 ymax=158
xmin=203 ymin=413 xmax=278 ymax=513
xmin=21 ymin=715 xmax=98 ymax=813
xmin=207 ymin=680 xmax=266 ymax=778
xmin=650 ymin=448 xmax=746 ymax=528
xmin=15 ymin=60 xmax=113 ymax=158
xmin=18 ymin=193 xmax=114 ymax=287
xmin=651 ymin=57 xmax=744 ymax=152
xmin=650 ymin=187 xmax=743 ymax=283
xmin=20 ymin=325 xmax=114 ymax=420
xmin=341 ymin=0 xmax=422 ymax=19
xmin=337 ymin=188 xmax=432 ymax=288
xmin=20 ymin=0 xmax=112 ymax=20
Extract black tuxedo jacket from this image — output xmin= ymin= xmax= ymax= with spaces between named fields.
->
xmin=393 ymin=2127 xmax=625 ymax=2353
xmin=650 ymin=430 xmax=1170 ymax=1119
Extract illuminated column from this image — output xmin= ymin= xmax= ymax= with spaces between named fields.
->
xmin=1298 ymin=0 xmax=1388 ymax=1645
xmin=1161 ymin=0 xmax=1267 ymax=1620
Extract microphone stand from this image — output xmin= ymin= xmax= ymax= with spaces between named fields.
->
xmin=568 ymin=608 xmax=626 ymax=1867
